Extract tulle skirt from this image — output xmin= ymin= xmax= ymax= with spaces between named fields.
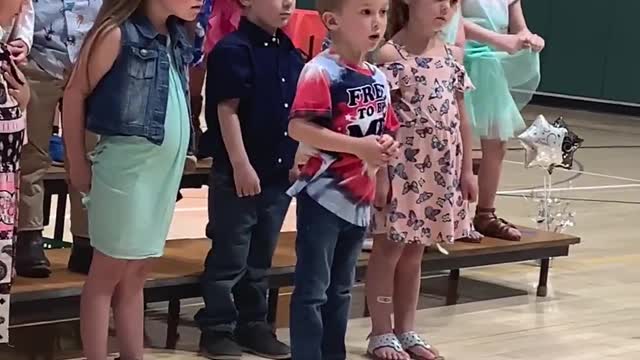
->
xmin=464 ymin=44 xmax=540 ymax=140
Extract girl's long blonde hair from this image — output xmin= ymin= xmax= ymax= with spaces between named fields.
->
xmin=70 ymin=0 xmax=144 ymax=87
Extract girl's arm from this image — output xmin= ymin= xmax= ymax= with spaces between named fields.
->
xmin=7 ymin=0 xmax=34 ymax=63
xmin=63 ymin=27 xmax=121 ymax=166
xmin=508 ymin=0 xmax=528 ymax=35
xmin=451 ymin=48 xmax=473 ymax=176
xmin=508 ymin=0 xmax=545 ymax=52
xmin=463 ymin=19 xmax=526 ymax=54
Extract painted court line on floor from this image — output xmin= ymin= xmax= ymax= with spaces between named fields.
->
xmin=498 ymin=183 xmax=640 ymax=195
xmin=503 ymin=160 xmax=640 ymax=183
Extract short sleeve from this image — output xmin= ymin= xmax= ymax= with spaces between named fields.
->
xmin=207 ymin=42 xmax=253 ymax=101
xmin=454 ymin=62 xmax=475 ymax=93
xmin=380 ymin=62 xmax=404 ymax=91
xmin=290 ymin=63 xmax=332 ymax=126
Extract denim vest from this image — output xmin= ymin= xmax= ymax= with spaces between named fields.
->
xmin=86 ymin=15 xmax=194 ymax=147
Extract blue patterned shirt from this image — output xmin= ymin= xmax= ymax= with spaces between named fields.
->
xmin=30 ymin=0 xmax=102 ymax=79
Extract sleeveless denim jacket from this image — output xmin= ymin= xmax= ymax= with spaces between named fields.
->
xmin=86 ymin=14 xmax=194 ymax=147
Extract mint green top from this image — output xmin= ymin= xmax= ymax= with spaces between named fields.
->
xmin=85 ymin=42 xmax=190 ymax=259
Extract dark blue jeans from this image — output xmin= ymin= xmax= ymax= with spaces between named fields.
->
xmin=290 ymin=192 xmax=367 ymax=360
xmin=195 ymin=170 xmax=291 ymax=334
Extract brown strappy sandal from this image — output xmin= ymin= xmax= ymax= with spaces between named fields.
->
xmin=473 ymin=208 xmax=522 ymax=241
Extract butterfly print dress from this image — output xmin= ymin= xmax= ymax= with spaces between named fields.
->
xmin=374 ymin=42 xmax=473 ymax=245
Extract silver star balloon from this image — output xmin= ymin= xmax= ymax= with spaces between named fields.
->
xmin=518 ymin=115 xmax=568 ymax=174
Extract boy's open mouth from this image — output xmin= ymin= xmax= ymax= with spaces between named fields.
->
xmin=369 ymin=34 xmax=381 ymax=41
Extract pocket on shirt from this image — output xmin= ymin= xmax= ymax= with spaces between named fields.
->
xmin=126 ymin=47 xmax=159 ymax=79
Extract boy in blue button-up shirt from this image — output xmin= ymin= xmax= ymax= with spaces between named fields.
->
xmin=195 ymin=0 xmax=303 ymax=359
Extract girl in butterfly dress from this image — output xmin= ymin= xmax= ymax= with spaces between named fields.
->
xmin=365 ymin=1 xmax=477 ymax=359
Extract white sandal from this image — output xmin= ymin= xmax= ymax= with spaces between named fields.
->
xmin=367 ymin=333 xmax=406 ymax=359
xmin=397 ymin=331 xmax=444 ymax=360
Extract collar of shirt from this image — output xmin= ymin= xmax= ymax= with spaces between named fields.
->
xmin=237 ymin=17 xmax=293 ymax=50
xmin=131 ymin=13 xmax=192 ymax=51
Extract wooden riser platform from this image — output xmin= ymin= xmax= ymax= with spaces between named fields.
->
xmin=11 ymin=229 xmax=579 ymax=332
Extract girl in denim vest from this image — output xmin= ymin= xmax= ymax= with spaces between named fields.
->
xmin=62 ymin=1 xmax=202 ymax=359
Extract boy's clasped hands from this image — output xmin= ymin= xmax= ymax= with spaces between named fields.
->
xmin=355 ymin=134 xmax=400 ymax=169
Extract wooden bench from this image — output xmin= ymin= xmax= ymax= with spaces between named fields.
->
xmin=11 ymin=228 xmax=580 ymax=349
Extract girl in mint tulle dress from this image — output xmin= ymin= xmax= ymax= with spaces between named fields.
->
xmin=461 ymin=0 xmax=544 ymax=241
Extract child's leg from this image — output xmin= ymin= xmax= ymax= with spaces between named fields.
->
xmin=290 ymin=193 xmax=341 ymax=360
xmin=112 ymin=259 xmax=152 ymax=360
xmin=81 ymin=251 xmax=127 ymax=360
xmin=393 ymin=245 xmax=441 ymax=360
xmin=476 ymin=139 xmax=521 ymax=240
xmin=365 ymin=239 xmax=409 ymax=359
xmin=233 ymin=181 xmax=291 ymax=356
xmin=393 ymin=244 xmax=425 ymax=333
xmin=321 ymin=223 xmax=367 ymax=360
xmin=196 ymin=172 xmax=256 ymax=357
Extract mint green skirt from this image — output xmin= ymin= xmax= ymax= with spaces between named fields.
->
xmin=464 ymin=44 xmax=540 ymax=140
xmin=85 ymin=62 xmax=190 ymax=259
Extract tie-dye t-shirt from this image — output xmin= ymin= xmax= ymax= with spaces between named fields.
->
xmin=287 ymin=50 xmax=399 ymax=227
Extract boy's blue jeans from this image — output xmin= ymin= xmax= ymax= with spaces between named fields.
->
xmin=290 ymin=192 xmax=367 ymax=360
xmin=195 ymin=170 xmax=291 ymax=334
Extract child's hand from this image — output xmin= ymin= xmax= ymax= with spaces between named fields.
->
xmin=460 ymin=170 xmax=478 ymax=203
xmin=7 ymin=40 xmax=28 ymax=64
xmin=525 ymin=33 xmax=545 ymax=52
xmin=2 ymin=62 xmax=30 ymax=111
xmin=289 ymin=166 xmax=300 ymax=184
xmin=355 ymin=136 xmax=392 ymax=168
xmin=69 ymin=159 xmax=92 ymax=195
xmin=496 ymin=33 xmax=529 ymax=54
xmin=378 ymin=134 xmax=400 ymax=159
xmin=233 ymin=162 xmax=261 ymax=197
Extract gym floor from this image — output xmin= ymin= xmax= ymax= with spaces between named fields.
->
xmin=2 ymin=104 xmax=639 ymax=359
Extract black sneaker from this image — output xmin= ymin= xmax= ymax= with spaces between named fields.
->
xmin=236 ymin=323 xmax=291 ymax=359
xmin=199 ymin=331 xmax=243 ymax=360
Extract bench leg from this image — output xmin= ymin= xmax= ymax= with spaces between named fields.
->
xmin=537 ymin=258 xmax=550 ymax=297
xmin=446 ymin=269 xmax=460 ymax=305
xmin=53 ymin=190 xmax=68 ymax=243
xmin=165 ymin=298 xmax=180 ymax=349
xmin=267 ymin=288 xmax=280 ymax=326
xmin=43 ymin=190 xmax=52 ymax=227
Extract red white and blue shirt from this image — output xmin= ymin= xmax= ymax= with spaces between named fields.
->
xmin=287 ymin=50 xmax=399 ymax=227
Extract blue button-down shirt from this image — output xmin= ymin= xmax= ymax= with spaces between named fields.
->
xmin=31 ymin=0 xmax=102 ymax=79
xmin=200 ymin=17 xmax=304 ymax=184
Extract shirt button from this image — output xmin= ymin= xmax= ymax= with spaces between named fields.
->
xmin=281 ymin=77 xmax=286 ymax=83
xmin=284 ymin=131 xmax=288 ymax=136
xmin=284 ymin=103 xmax=289 ymax=109
xmin=264 ymin=42 xmax=269 ymax=47
xmin=277 ymin=158 xmax=283 ymax=164
xmin=140 ymin=49 xmax=148 ymax=55
xmin=272 ymin=37 xmax=277 ymax=43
